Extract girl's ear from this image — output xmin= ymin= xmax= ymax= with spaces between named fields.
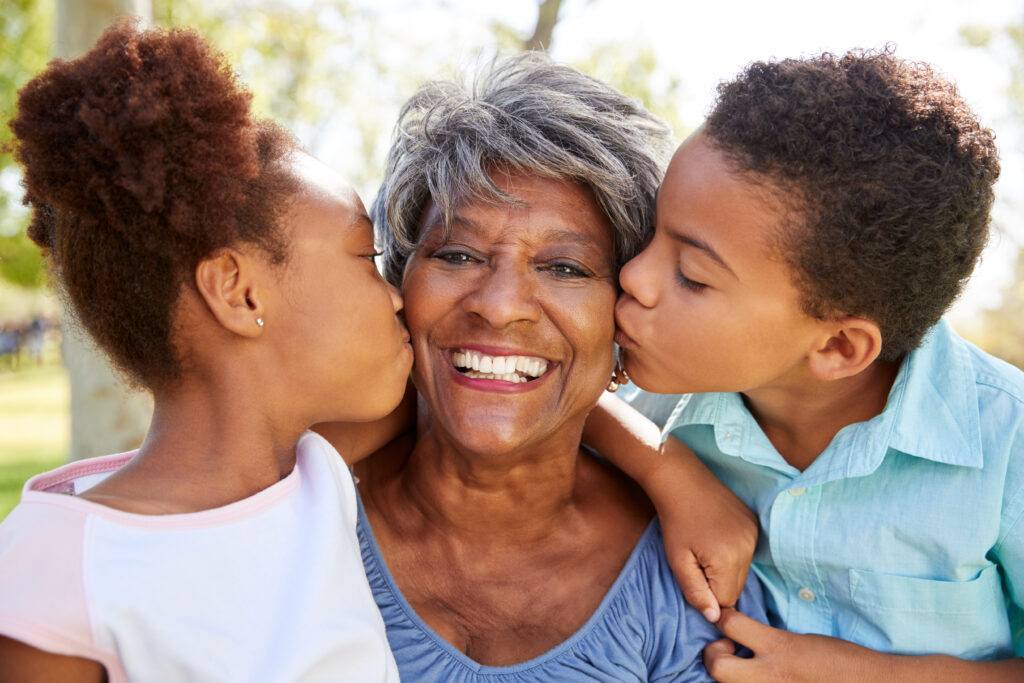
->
xmin=194 ymin=249 xmax=267 ymax=338
xmin=807 ymin=317 xmax=883 ymax=381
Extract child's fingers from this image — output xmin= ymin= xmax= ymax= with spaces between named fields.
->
xmin=672 ymin=551 xmax=721 ymax=622
xmin=703 ymin=560 xmax=744 ymax=609
xmin=702 ymin=637 xmax=751 ymax=682
xmin=716 ymin=607 xmax=778 ymax=649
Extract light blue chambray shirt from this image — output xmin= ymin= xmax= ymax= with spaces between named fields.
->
xmin=620 ymin=320 xmax=1024 ymax=659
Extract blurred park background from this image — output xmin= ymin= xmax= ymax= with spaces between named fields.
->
xmin=1 ymin=0 xmax=1022 ymax=519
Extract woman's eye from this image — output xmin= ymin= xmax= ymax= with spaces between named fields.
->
xmin=676 ymin=270 xmax=708 ymax=292
xmin=362 ymin=251 xmax=383 ymax=263
xmin=434 ymin=250 xmax=477 ymax=264
xmin=541 ymin=262 xmax=588 ymax=278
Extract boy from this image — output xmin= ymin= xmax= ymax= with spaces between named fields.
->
xmin=601 ymin=49 xmax=1023 ymax=679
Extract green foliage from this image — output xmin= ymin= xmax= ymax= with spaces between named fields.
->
xmin=0 ymin=0 xmax=55 ymax=159
xmin=0 ymin=1 xmax=55 ymax=289
xmin=0 ymin=231 xmax=46 ymax=288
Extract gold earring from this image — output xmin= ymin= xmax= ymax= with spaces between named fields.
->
xmin=256 ymin=317 xmax=265 ymax=327
xmin=607 ymin=374 xmax=619 ymax=393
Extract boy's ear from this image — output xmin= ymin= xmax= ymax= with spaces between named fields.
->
xmin=194 ymin=249 xmax=267 ymax=338
xmin=807 ymin=317 xmax=883 ymax=381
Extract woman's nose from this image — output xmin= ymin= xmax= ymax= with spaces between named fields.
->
xmin=462 ymin=262 xmax=542 ymax=328
xmin=618 ymin=248 xmax=658 ymax=308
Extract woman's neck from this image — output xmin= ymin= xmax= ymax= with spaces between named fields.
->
xmin=394 ymin=414 xmax=592 ymax=544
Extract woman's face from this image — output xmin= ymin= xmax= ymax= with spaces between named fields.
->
xmin=402 ymin=174 xmax=618 ymax=457
xmin=266 ymin=154 xmax=412 ymax=422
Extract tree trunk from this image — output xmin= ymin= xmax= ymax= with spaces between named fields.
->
xmin=56 ymin=0 xmax=154 ymax=461
xmin=523 ymin=0 xmax=563 ymax=52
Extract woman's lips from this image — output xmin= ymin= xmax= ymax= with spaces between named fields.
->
xmin=445 ymin=346 xmax=555 ymax=393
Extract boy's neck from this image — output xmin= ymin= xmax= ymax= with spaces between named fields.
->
xmin=742 ymin=358 xmax=902 ymax=472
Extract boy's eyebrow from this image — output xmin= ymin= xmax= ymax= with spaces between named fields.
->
xmin=670 ymin=231 xmax=737 ymax=278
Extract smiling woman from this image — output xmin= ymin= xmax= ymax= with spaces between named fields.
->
xmin=338 ymin=53 xmax=768 ymax=681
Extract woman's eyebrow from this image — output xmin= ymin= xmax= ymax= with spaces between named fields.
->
xmin=670 ymin=230 xmax=737 ymax=278
xmin=544 ymin=228 xmax=601 ymax=250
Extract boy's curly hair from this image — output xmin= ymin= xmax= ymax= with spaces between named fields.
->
xmin=705 ymin=48 xmax=1000 ymax=361
xmin=8 ymin=20 xmax=298 ymax=389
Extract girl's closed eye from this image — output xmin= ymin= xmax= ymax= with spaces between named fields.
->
xmin=676 ymin=269 xmax=708 ymax=292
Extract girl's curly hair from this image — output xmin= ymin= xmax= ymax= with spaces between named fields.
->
xmin=8 ymin=20 xmax=298 ymax=389
xmin=706 ymin=48 xmax=1000 ymax=360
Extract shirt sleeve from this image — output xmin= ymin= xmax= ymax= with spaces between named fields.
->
xmin=617 ymin=384 xmax=686 ymax=429
xmin=0 ymin=500 xmax=102 ymax=661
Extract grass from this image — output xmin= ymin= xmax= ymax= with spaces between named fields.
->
xmin=0 ymin=355 xmax=69 ymax=520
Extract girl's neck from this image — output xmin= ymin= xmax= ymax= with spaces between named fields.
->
xmin=79 ymin=377 xmax=305 ymax=514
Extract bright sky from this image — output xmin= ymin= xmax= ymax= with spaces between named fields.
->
xmin=360 ymin=0 xmax=1023 ymax=323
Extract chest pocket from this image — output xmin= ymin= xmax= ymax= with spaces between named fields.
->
xmin=847 ymin=563 xmax=1013 ymax=659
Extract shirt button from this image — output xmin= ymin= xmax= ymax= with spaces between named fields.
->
xmin=789 ymin=487 xmax=806 ymax=496
xmin=798 ymin=587 xmax=816 ymax=602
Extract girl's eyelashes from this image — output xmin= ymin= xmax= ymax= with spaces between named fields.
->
xmin=362 ymin=251 xmax=384 ymax=262
xmin=676 ymin=270 xmax=708 ymax=292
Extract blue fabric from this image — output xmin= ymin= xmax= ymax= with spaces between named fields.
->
xmin=626 ymin=320 xmax=1024 ymax=659
xmin=357 ymin=495 xmax=766 ymax=681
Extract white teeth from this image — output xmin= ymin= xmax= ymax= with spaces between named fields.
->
xmin=452 ymin=349 xmax=550 ymax=381
xmin=464 ymin=371 xmax=527 ymax=383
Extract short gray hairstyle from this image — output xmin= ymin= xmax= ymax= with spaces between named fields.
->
xmin=372 ymin=52 xmax=674 ymax=284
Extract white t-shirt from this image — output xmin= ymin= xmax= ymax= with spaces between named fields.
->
xmin=0 ymin=431 xmax=399 ymax=682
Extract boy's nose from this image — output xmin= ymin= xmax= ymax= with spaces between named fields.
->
xmin=618 ymin=250 xmax=658 ymax=308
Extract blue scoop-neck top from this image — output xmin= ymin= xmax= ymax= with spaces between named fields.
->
xmin=356 ymin=494 xmax=766 ymax=681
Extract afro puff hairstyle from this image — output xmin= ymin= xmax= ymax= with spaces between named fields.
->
xmin=8 ymin=20 xmax=298 ymax=389
xmin=705 ymin=48 xmax=1000 ymax=361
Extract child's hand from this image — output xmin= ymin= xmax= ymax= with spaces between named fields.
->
xmin=651 ymin=436 xmax=758 ymax=622
xmin=583 ymin=394 xmax=757 ymax=621
xmin=703 ymin=608 xmax=1024 ymax=682
xmin=702 ymin=609 xmax=885 ymax=681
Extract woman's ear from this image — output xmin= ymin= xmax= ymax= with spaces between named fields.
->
xmin=194 ymin=249 xmax=267 ymax=338
xmin=806 ymin=317 xmax=883 ymax=381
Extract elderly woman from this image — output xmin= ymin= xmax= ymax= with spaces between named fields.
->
xmin=350 ymin=54 xmax=766 ymax=680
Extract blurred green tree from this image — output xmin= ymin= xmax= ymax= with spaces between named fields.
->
xmin=962 ymin=19 xmax=1024 ymax=369
xmin=0 ymin=0 xmax=55 ymax=289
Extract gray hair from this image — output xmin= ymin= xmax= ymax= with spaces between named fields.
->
xmin=372 ymin=52 xmax=674 ymax=284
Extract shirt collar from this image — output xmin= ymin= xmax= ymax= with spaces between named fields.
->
xmin=664 ymin=320 xmax=984 ymax=477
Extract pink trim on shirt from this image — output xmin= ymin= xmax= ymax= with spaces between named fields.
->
xmin=20 ymin=451 xmax=303 ymax=530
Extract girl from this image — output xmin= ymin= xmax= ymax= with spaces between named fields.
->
xmin=0 ymin=21 xmax=411 ymax=682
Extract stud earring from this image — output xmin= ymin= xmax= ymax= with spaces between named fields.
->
xmin=256 ymin=317 xmax=265 ymax=327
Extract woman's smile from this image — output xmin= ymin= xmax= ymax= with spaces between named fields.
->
xmin=449 ymin=345 xmax=553 ymax=390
